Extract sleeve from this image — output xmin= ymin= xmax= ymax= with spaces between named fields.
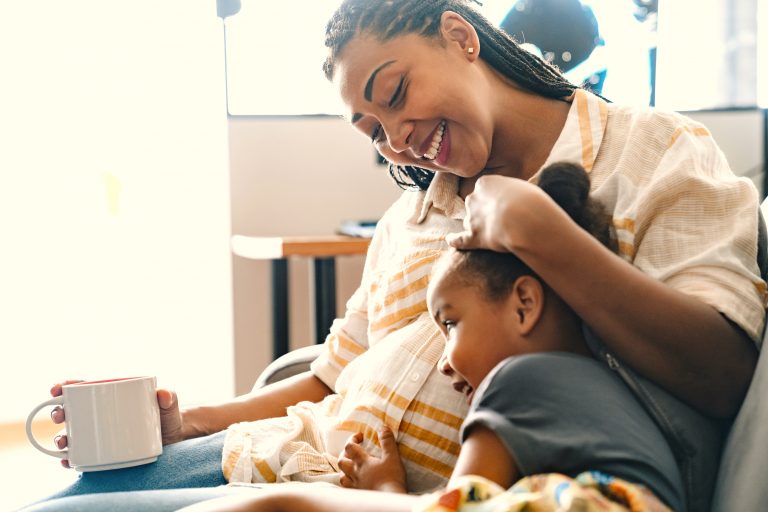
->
xmin=310 ymin=207 xmax=391 ymax=391
xmin=630 ymin=125 xmax=766 ymax=344
xmin=459 ymin=354 xmax=682 ymax=493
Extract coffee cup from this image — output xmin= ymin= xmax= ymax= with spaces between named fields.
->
xmin=26 ymin=376 xmax=162 ymax=472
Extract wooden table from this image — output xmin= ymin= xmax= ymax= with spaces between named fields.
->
xmin=231 ymin=235 xmax=371 ymax=359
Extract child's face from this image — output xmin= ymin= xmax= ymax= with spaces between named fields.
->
xmin=428 ymin=271 xmax=523 ymax=403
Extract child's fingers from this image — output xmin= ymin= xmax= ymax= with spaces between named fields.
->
xmin=338 ymin=456 xmax=354 ymax=476
xmin=379 ymin=426 xmax=398 ymax=458
xmin=339 ymin=474 xmax=355 ymax=488
xmin=343 ymin=440 xmax=368 ymax=462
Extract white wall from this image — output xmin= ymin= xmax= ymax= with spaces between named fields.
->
xmin=0 ymin=1 xmax=234 ymax=422
xmin=228 ymin=117 xmax=402 ymax=393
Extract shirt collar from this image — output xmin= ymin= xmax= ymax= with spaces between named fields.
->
xmin=413 ymin=171 xmax=465 ymax=224
xmin=533 ymin=88 xmax=609 ymax=182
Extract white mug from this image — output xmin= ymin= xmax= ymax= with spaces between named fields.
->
xmin=26 ymin=376 xmax=163 ymax=472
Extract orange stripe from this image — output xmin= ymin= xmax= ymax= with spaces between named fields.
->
xmin=328 ymin=349 xmax=351 ymax=371
xmin=347 ymin=404 xmax=460 ymax=456
xmin=336 ymin=420 xmax=383 ymax=447
xmin=335 ymin=332 xmax=366 ymax=356
xmin=371 ymin=302 xmax=428 ymax=332
xmin=360 ymin=382 xmax=464 ymax=429
xmin=398 ymin=443 xmax=454 ymax=478
xmin=363 ymin=382 xmax=412 ymax=410
xmin=668 ymin=126 xmax=711 ymax=149
xmin=400 ymin=420 xmax=461 ymax=456
xmin=576 ymin=90 xmax=594 ymax=172
xmin=618 ymin=241 xmax=635 ymax=259
xmin=407 ymin=400 xmax=465 ymax=430
xmin=374 ymin=274 xmax=431 ymax=313
xmin=335 ymin=421 xmax=455 ymax=478
xmin=613 ymin=218 xmax=635 ymax=233
xmin=222 ymin=446 xmax=240 ymax=480
xmin=254 ymin=459 xmax=277 ymax=483
xmin=387 ymin=252 xmax=442 ymax=285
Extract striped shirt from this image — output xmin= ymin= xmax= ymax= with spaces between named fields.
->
xmin=542 ymin=89 xmax=765 ymax=343
xmin=221 ymin=88 xmax=765 ymax=492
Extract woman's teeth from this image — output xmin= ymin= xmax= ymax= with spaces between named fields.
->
xmin=423 ymin=121 xmax=446 ymax=160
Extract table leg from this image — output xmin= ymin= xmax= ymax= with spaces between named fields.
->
xmin=314 ymin=257 xmax=337 ymax=344
xmin=271 ymin=259 xmax=289 ymax=359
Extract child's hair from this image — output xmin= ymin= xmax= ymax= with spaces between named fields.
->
xmin=439 ymin=162 xmax=615 ymax=302
xmin=323 ymin=0 xmax=578 ymax=191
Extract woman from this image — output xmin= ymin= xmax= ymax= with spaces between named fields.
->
xmin=26 ymin=1 xmax=761 ymax=510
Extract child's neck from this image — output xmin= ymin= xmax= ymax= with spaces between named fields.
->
xmin=535 ymin=300 xmax=593 ymax=358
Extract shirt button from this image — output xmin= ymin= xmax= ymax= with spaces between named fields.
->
xmin=411 ymin=372 xmax=420 ymax=382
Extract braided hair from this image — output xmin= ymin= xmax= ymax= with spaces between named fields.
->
xmin=324 ymin=0 xmax=579 ymax=191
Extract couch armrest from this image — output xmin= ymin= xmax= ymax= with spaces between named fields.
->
xmin=252 ymin=344 xmax=325 ymax=391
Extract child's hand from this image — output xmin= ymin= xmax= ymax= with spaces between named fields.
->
xmin=338 ymin=426 xmax=407 ymax=493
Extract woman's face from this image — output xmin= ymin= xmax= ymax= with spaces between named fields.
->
xmin=334 ymin=31 xmax=495 ymax=178
xmin=427 ymin=270 xmax=521 ymax=403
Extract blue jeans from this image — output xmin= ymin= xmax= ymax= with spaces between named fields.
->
xmin=20 ymin=431 xmax=231 ymax=511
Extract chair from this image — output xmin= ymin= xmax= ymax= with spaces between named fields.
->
xmin=255 ymin=200 xmax=768 ymax=511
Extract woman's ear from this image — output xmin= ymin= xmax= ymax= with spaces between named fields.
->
xmin=439 ymin=11 xmax=480 ymax=62
xmin=507 ymin=276 xmax=545 ymax=336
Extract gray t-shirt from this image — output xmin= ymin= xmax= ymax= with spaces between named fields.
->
xmin=461 ymin=352 xmax=684 ymax=511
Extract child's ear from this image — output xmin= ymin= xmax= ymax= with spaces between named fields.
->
xmin=507 ymin=276 xmax=545 ymax=336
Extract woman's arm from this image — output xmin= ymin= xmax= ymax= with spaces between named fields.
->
xmin=177 ymin=487 xmax=420 ymax=512
xmin=177 ymin=371 xmax=333 ymax=439
xmin=451 ymin=176 xmax=758 ymax=418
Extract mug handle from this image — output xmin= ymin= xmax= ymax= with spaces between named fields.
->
xmin=26 ymin=396 xmax=67 ymax=459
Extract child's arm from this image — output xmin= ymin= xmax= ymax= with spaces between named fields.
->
xmin=450 ymin=424 xmax=519 ymax=489
xmin=337 ymin=426 xmax=408 ymax=493
xmin=178 ymin=487 xmax=419 ymax=512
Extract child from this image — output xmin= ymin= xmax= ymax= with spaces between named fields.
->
xmin=180 ymin=163 xmax=683 ymax=512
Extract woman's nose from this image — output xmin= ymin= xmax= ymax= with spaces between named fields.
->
xmin=384 ymin=119 xmax=413 ymax=154
xmin=438 ymin=354 xmax=454 ymax=376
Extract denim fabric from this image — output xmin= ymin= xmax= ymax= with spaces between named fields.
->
xmin=20 ymin=430 xmax=227 ymax=510
xmin=19 ymin=487 xmax=239 ymax=512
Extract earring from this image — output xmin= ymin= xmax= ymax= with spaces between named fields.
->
xmin=467 ymin=47 xmax=475 ymax=54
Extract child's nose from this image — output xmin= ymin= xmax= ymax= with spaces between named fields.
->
xmin=438 ymin=354 xmax=454 ymax=376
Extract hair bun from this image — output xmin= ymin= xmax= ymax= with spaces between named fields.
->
xmin=537 ymin=162 xmax=590 ymax=226
xmin=537 ymin=162 xmax=615 ymax=251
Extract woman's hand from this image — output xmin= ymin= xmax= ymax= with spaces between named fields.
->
xmin=49 ymin=382 xmax=188 ymax=468
xmin=49 ymin=380 xmax=83 ymax=468
xmin=447 ymin=175 xmax=555 ymax=253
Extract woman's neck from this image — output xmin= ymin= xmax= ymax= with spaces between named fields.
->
xmin=458 ymin=66 xmax=571 ymax=199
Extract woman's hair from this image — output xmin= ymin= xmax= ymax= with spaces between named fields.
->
xmin=323 ymin=0 xmax=578 ymax=191
xmin=439 ymin=161 xmax=615 ymax=302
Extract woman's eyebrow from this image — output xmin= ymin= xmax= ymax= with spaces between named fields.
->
xmin=364 ymin=60 xmax=396 ymax=101
xmin=350 ymin=60 xmax=397 ymax=124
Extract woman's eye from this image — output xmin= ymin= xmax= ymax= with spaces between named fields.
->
xmin=388 ymin=75 xmax=406 ymax=108
xmin=370 ymin=124 xmax=383 ymax=144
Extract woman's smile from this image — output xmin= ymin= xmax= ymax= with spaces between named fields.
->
xmin=420 ymin=120 xmax=451 ymax=166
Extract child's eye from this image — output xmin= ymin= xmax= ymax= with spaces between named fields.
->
xmin=442 ymin=320 xmax=456 ymax=332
